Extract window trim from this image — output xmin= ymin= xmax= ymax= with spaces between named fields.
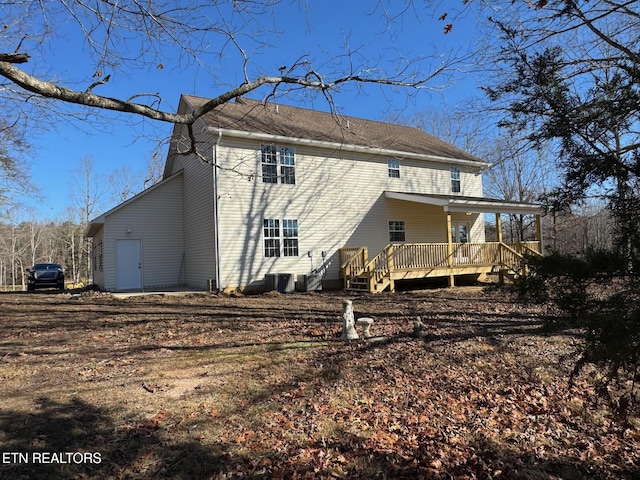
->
xmin=263 ymin=218 xmax=299 ymax=257
xmin=261 ymin=145 xmax=278 ymax=184
xmin=388 ymin=220 xmax=406 ymax=242
xmin=261 ymin=144 xmax=296 ymax=185
xmin=388 ymin=159 xmax=400 ymax=178
xmin=263 ymin=218 xmax=281 ymax=257
xmin=450 ymin=167 xmax=461 ymax=194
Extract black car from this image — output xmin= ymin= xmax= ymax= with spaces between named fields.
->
xmin=27 ymin=263 xmax=65 ymax=291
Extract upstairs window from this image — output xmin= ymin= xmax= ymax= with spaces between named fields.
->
xmin=388 ymin=159 xmax=400 ymax=178
xmin=389 ymin=221 xmax=406 ymax=242
xmin=261 ymin=145 xmax=278 ymax=183
xmin=280 ymin=147 xmax=296 ymax=184
xmin=450 ymin=167 xmax=461 ymax=193
xmin=261 ymin=145 xmax=295 ymax=184
xmin=263 ymin=218 xmax=299 ymax=257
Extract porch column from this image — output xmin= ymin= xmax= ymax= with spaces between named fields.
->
xmin=535 ymin=214 xmax=543 ymax=253
xmin=446 ymin=212 xmax=455 ymax=287
xmin=496 ymin=213 xmax=504 ymax=285
xmin=495 ymin=213 xmax=503 ymax=243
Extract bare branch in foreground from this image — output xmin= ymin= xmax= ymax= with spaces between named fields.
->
xmin=0 ymin=55 xmax=442 ymax=128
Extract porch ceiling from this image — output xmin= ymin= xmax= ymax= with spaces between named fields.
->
xmin=385 ymin=191 xmax=543 ymax=215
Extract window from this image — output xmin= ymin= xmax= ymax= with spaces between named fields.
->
xmin=389 ymin=221 xmax=406 ymax=242
xmin=282 ymin=219 xmax=299 ymax=257
xmin=388 ymin=159 xmax=400 ymax=178
xmin=261 ymin=145 xmax=278 ymax=183
xmin=261 ymin=145 xmax=295 ymax=184
xmin=93 ymin=239 xmax=103 ymax=271
xmin=263 ymin=219 xmax=280 ymax=257
xmin=280 ymin=147 xmax=296 ymax=184
xmin=450 ymin=167 xmax=461 ymax=193
xmin=263 ymin=218 xmax=299 ymax=257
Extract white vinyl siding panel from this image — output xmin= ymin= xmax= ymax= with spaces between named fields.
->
xmin=102 ymin=174 xmax=184 ymax=291
xmin=169 ymin=120 xmax=216 ymax=289
xmin=215 ymin=139 xmax=484 ymax=289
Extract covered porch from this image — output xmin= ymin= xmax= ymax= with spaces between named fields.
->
xmin=339 ymin=192 xmax=544 ymax=292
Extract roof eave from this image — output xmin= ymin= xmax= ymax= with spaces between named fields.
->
xmin=209 ymin=127 xmax=489 ymax=169
xmin=385 ymin=191 xmax=543 ymax=215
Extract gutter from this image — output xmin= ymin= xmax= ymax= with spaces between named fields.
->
xmin=213 ymin=130 xmax=223 ymax=290
xmin=208 ymin=127 xmax=489 ymax=170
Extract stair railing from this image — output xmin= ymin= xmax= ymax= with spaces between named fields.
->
xmin=340 ymin=247 xmax=368 ymax=289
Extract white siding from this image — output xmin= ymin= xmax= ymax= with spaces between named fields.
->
xmin=215 ymin=139 xmax=485 ymax=289
xmin=168 ymin=120 xmax=216 ymax=289
xmin=102 ymin=174 xmax=184 ymax=291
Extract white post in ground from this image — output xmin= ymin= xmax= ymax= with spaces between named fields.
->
xmin=341 ymin=299 xmax=359 ymax=340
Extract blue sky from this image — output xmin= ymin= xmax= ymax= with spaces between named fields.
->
xmin=17 ymin=2 xmax=485 ymax=221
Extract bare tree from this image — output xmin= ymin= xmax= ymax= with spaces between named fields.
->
xmin=389 ymin=100 xmax=495 ymax=157
xmin=0 ymin=119 xmax=35 ymax=213
xmin=68 ymin=156 xmax=107 ymax=283
xmin=108 ymin=166 xmax=144 ymax=206
xmin=483 ymin=134 xmax=556 ymax=241
xmin=0 ymin=1 xmax=468 ymax=162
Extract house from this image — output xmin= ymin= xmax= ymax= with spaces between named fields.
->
xmin=85 ymin=95 xmax=543 ymax=293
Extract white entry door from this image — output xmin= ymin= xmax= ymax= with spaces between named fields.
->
xmin=116 ymin=239 xmax=142 ymax=290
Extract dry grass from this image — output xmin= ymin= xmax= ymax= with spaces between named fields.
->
xmin=0 ymin=287 xmax=638 ymax=479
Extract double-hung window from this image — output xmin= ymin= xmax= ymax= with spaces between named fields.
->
xmin=389 ymin=221 xmax=406 ymax=242
xmin=450 ymin=167 xmax=461 ymax=193
xmin=261 ymin=145 xmax=278 ymax=183
xmin=263 ymin=219 xmax=281 ymax=257
xmin=261 ymin=145 xmax=295 ymax=184
xmin=280 ymin=147 xmax=296 ymax=184
xmin=263 ymin=218 xmax=299 ymax=257
xmin=282 ymin=219 xmax=299 ymax=256
xmin=388 ymin=159 xmax=400 ymax=178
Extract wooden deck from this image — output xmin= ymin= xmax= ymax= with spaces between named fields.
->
xmin=339 ymin=241 xmax=541 ymax=292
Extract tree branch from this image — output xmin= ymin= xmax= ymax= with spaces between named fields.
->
xmin=0 ymin=53 xmax=30 ymax=64
xmin=0 ymin=56 xmax=436 ymax=127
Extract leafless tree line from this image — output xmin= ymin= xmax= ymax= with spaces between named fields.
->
xmin=0 ymin=219 xmax=88 ymax=290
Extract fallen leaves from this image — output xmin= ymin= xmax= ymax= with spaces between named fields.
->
xmin=1 ymin=288 xmax=638 ymax=479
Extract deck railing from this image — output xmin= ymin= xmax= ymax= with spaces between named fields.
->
xmin=391 ymin=242 xmax=509 ymax=270
xmin=509 ymin=241 xmax=542 ymax=255
xmin=340 ymin=241 xmax=541 ymax=290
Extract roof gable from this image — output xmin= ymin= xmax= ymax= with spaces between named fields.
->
xmin=181 ymin=95 xmax=482 ymax=163
xmin=84 ymin=170 xmax=183 ymax=237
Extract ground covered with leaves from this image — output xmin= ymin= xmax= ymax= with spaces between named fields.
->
xmin=0 ymin=287 xmax=638 ymax=479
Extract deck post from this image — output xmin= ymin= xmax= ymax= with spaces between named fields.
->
xmin=496 ymin=213 xmax=504 ymax=284
xmin=535 ymin=214 xmax=543 ymax=253
xmin=446 ymin=213 xmax=455 ymax=287
xmin=446 ymin=213 xmax=453 ymax=268
xmin=386 ymin=244 xmax=395 ymax=292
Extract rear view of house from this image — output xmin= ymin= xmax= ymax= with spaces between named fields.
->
xmin=85 ymin=95 xmax=542 ymax=292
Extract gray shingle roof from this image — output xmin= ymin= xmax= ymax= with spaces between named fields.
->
xmin=182 ymin=95 xmax=483 ymax=163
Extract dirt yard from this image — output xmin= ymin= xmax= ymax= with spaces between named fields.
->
xmin=0 ymin=286 xmax=638 ymax=479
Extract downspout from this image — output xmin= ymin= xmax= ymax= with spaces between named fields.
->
xmin=213 ymin=130 xmax=223 ymax=290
